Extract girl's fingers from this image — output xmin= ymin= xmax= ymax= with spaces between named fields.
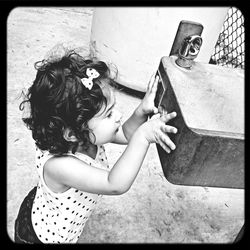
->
xmin=150 ymin=113 xmax=161 ymax=120
xmin=159 ymin=133 xmax=176 ymax=151
xmin=161 ymin=124 xmax=178 ymax=134
xmin=160 ymin=111 xmax=177 ymax=123
xmin=147 ymin=73 xmax=155 ymax=91
xmin=148 ymin=74 xmax=159 ymax=93
xmin=158 ymin=139 xmax=171 ymax=153
xmin=150 ymin=75 xmax=159 ymax=96
xmin=153 ymin=107 xmax=159 ymax=114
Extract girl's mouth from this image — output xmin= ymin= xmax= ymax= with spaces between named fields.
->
xmin=115 ymin=121 xmax=122 ymax=133
xmin=115 ymin=125 xmax=120 ymax=133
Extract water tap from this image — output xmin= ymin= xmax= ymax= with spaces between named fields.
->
xmin=175 ymin=35 xmax=203 ymax=69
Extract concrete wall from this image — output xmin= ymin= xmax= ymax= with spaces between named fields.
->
xmin=90 ymin=7 xmax=229 ymax=92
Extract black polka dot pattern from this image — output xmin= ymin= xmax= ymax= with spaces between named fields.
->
xmin=32 ymin=145 xmax=108 ymax=243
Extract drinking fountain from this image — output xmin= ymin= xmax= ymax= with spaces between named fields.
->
xmin=155 ymin=21 xmax=244 ymax=189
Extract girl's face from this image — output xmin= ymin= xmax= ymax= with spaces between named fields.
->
xmin=87 ymin=87 xmax=122 ymax=145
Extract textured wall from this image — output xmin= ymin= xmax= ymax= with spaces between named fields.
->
xmin=90 ymin=7 xmax=229 ymax=91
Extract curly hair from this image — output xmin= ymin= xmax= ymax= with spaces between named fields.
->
xmin=19 ymin=51 xmax=116 ymax=155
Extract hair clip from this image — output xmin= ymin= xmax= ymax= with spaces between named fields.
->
xmin=81 ymin=68 xmax=100 ymax=90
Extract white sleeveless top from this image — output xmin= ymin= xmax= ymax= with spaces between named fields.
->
xmin=31 ymin=145 xmax=109 ymax=243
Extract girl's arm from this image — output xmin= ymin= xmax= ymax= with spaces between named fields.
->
xmin=110 ymin=105 xmax=148 ymax=145
xmin=44 ymin=112 xmax=177 ymax=195
xmin=112 ymin=74 xmax=159 ymax=144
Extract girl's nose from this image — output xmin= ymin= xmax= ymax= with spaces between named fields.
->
xmin=114 ymin=109 xmax=122 ymax=123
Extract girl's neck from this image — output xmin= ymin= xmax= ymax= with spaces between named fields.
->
xmin=75 ymin=143 xmax=98 ymax=160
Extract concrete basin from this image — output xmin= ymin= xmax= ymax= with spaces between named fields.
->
xmin=156 ymin=55 xmax=244 ymax=189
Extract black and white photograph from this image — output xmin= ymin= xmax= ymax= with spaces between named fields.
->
xmin=7 ymin=6 xmax=244 ymax=244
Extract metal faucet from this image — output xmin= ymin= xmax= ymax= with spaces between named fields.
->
xmin=175 ymin=35 xmax=203 ymax=69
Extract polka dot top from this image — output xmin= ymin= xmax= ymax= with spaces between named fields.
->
xmin=31 ymin=145 xmax=109 ymax=243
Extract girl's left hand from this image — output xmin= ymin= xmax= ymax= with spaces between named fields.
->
xmin=137 ymin=74 xmax=159 ymax=116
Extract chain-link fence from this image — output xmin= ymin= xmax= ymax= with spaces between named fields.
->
xmin=209 ymin=7 xmax=244 ymax=69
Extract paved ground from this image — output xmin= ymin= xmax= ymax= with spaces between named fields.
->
xmin=7 ymin=7 xmax=244 ymax=243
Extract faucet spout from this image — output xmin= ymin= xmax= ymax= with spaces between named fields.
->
xmin=176 ymin=35 xmax=203 ymax=69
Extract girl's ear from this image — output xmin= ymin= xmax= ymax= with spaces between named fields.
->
xmin=63 ymin=128 xmax=78 ymax=142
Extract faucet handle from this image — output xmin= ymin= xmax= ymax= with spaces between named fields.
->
xmin=179 ymin=35 xmax=203 ymax=59
xmin=176 ymin=35 xmax=203 ymax=69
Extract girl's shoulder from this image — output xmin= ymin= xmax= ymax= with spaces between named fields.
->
xmin=38 ymin=145 xmax=109 ymax=194
xmin=43 ymin=154 xmax=85 ymax=193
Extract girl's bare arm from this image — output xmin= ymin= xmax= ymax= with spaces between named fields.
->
xmin=44 ymin=112 xmax=177 ymax=195
xmin=112 ymin=75 xmax=159 ymax=144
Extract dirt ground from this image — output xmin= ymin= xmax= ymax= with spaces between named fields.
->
xmin=7 ymin=7 xmax=244 ymax=243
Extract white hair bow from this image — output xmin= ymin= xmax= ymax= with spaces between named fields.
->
xmin=81 ymin=68 xmax=100 ymax=90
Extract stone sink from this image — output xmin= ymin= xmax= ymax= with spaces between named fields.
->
xmin=156 ymin=55 xmax=244 ymax=189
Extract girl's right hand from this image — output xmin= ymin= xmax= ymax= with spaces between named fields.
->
xmin=136 ymin=111 xmax=178 ymax=153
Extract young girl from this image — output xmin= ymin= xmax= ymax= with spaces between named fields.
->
xmin=15 ymin=45 xmax=177 ymax=244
